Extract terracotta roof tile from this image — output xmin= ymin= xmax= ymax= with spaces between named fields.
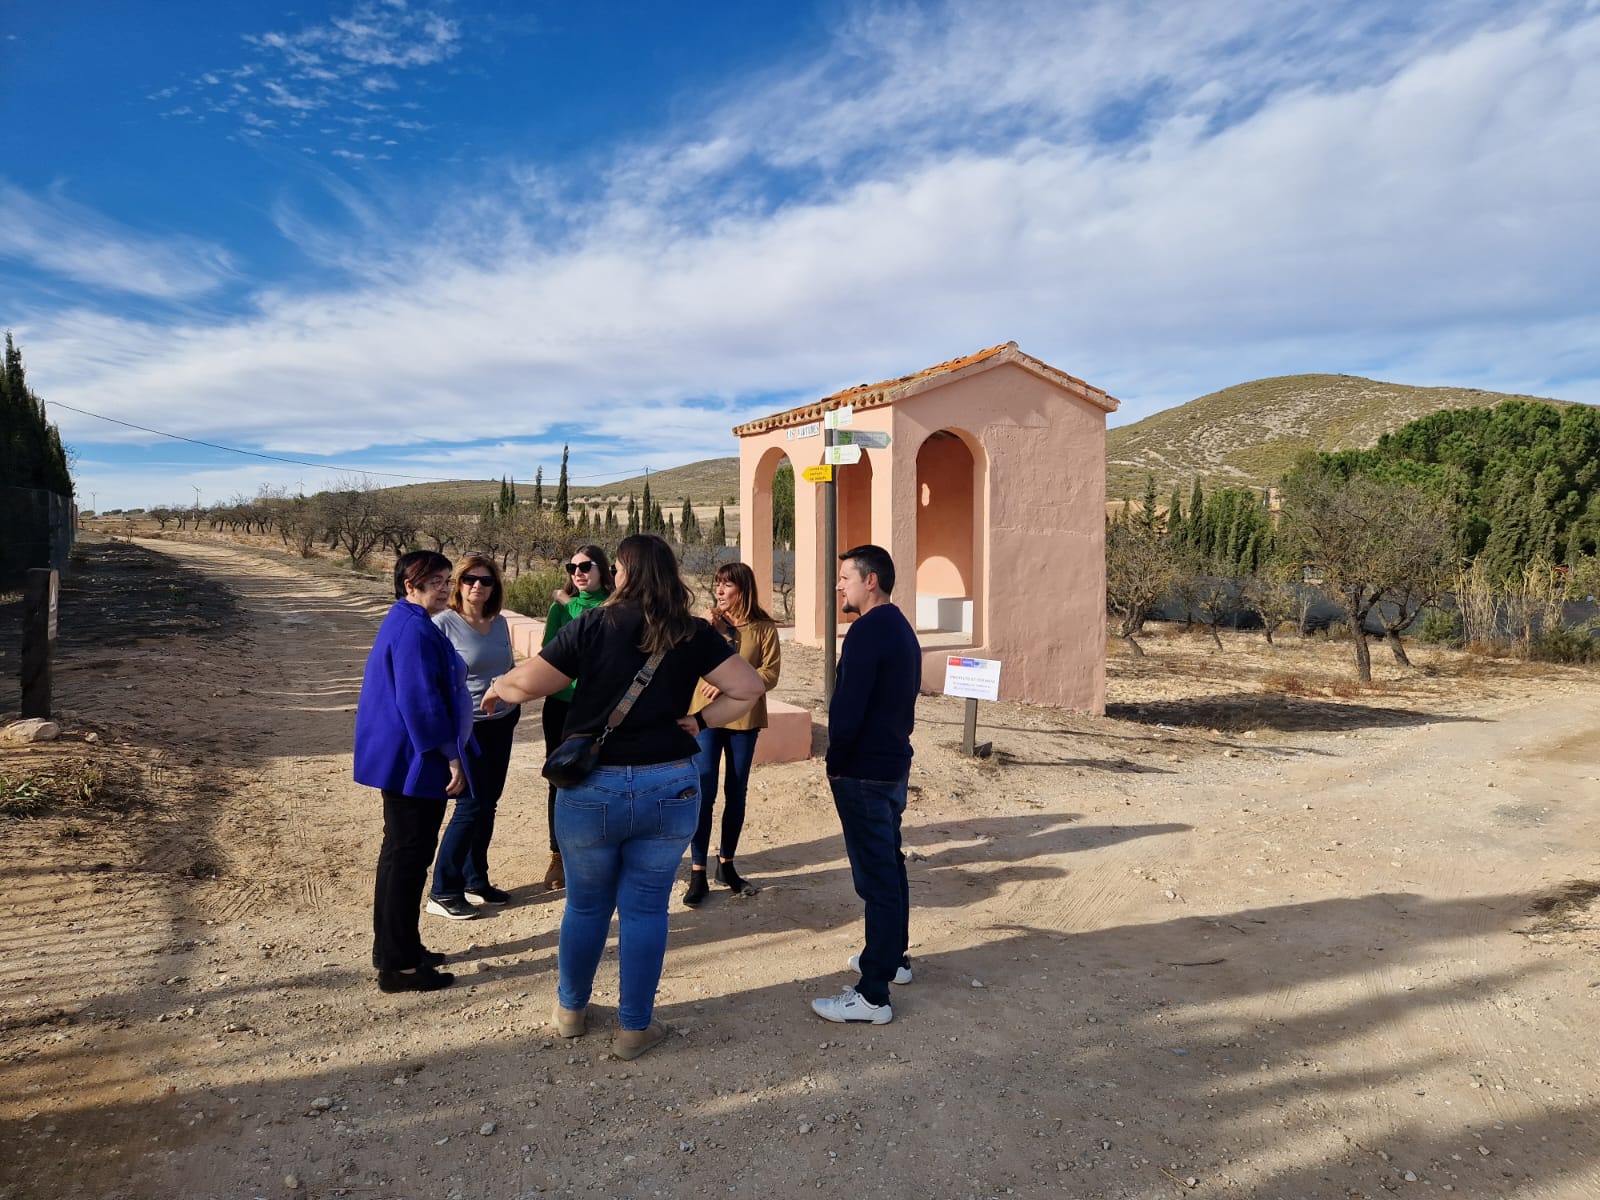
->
xmin=732 ymin=341 xmax=1117 ymax=436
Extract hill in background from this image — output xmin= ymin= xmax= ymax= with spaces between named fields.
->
xmin=382 ymin=457 xmax=740 ymax=510
xmin=376 ymin=376 xmax=1583 ymax=518
xmin=1106 ymin=375 xmax=1573 ymax=500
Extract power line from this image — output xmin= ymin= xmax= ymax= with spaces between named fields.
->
xmin=47 ymin=399 xmax=667 ymax=486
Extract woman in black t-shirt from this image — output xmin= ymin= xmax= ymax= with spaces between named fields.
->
xmin=484 ymin=534 xmax=762 ymax=1060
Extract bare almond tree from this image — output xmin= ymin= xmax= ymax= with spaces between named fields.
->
xmin=1280 ymin=460 xmax=1460 ymax=681
xmin=1105 ymin=519 xmax=1176 ymax=657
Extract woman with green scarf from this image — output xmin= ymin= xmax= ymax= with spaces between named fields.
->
xmin=539 ymin=544 xmax=613 ymax=889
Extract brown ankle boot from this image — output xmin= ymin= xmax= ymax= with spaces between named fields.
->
xmin=610 ymin=1023 xmax=670 ymax=1060
xmin=552 ymin=1002 xmax=587 ymax=1038
xmin=542 ymin=851 xmax=564 ymax=891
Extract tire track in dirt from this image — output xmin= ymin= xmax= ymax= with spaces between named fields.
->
xmin=127 ymin=540 xmax=390 ymax=924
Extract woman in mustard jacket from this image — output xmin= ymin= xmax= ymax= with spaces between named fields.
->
xmin=682 ymin=561 xmax=781 ymax=906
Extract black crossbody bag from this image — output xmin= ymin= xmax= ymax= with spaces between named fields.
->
xmin=541 ymin=649 xmax=666 ymax=789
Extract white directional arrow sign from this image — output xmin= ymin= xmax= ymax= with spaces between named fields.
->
xmin=836 ymin=430 xmax=891 ymax=448
xmin=822 ymin=406 xmax=855 ymax=429
xmin=823 ymin=443 xmax=863 ymax=465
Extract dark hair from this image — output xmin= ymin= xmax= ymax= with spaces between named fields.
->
xmin=608 ymin=534 xmax=696 ymax=653
xmin=571 ymin=544 xmax=614 ymax=596
xmin=839 ymin=544 xmax=896 ymax=596
xmin=394 ymin=550 xmax=453 ymax=599
xmin=712 ymin=560 xmax=772 ymax=624
xmin=448 ymin=553 xmax=503 ymax=617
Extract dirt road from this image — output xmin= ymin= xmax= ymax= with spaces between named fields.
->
xmin=3 ymin=537 xmax=1598 ymax=1200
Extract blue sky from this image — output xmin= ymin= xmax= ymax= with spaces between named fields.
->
xmin=3 ymin=0 xmax=1597 ymax=510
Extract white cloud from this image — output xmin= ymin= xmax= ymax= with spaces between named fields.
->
xmin=163 ymin=1 xmax=462 ymax=147
xmin=25 ymin=0 xmax=1600 ymax=510
xmin=0 ymin=184 xmax=234 ymax=299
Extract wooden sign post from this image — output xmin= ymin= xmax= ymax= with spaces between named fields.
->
xmin=21 ymin=568 xmax=59 ymax=718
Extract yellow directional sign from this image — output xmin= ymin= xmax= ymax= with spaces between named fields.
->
xmin=802 ymin=464 xmax=834 ymax=483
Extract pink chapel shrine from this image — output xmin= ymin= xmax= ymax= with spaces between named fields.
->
xmin=733 ymin=341 xmax=1119 ymax=715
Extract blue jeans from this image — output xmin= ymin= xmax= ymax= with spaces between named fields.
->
xmin=555 ymin=760 xmax=700 ymax=1030
xmin=430 ymin=708 xmax=520 ymax=899
xmin=689 ymin=727 xmax=760 ymax=866
xmin=830 ymin=773 xmax=910 ymax=1006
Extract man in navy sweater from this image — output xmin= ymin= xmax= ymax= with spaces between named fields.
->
xmin=812 ymin=544 xmax=921 ymax=1025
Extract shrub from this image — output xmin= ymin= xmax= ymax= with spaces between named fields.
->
xmin=1416 ymin=608 xmax=1463 ymax=645
xmin=1528 ymin=624 xmax=1600 ymax=664
xmin=504 ymin=567 xmax=567 ymax=617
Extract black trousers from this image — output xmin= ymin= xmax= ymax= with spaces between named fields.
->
xmin=373 ymin=789 xmax=447 ymax=971
xmin=541 ymin=696 xmax=572 ymax=854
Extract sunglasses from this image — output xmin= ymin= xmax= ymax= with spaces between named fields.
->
xmin=565 ymin=561 xmax=598 ymax=575
xmin=461 ymin=574 xmax=496 ymax=588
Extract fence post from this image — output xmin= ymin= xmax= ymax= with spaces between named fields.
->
xmin=21 ymin=568 xmax=58 ymax=718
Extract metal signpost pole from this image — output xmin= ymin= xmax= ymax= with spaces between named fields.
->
xmin=823 ymin=421 xmax=837 ymax=703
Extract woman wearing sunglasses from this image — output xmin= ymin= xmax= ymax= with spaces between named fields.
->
xmin=425 ymin=554 xmax=521 ymax=920
xmin=538 ymin=545 xmax=614 ymax=890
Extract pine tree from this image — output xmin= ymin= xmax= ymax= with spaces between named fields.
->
xmin=1138 ymin=475 xmax=1159 ymax=532
xmin=555 ymin=445 xmax=570 ymax=522
xmin=0 ymin=332 xmax=72 ymax=496
xmin=1186 ymin=480 xmax=1205 ymax=548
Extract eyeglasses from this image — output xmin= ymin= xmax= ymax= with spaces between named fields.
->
xmin=566 ymin=561 xmax=598 ymax=575
xmin=461 ymin=574 xmax=496 ymax=588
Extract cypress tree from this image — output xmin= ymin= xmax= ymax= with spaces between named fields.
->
xmin=709 ymin=504 xmax=727 ymax=548
xmin=534 ymin=466 xmax=544 ymax=510
xmin=555 ymin=445 xmax=570 ymax=521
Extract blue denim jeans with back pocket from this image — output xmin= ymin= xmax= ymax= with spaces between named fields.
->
xmin=554 ymin=760 xmax=700 ymax=1030
xmin=830 ymin=772 xmax=911 ymax=1006
xmin=689 ymin=726 xmax=760 ymax=866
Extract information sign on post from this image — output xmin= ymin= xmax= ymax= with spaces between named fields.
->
xmin=822 ymin=406 xmax=854 ymax=429
xmin=836 ymin=430 xmax=891 ymax=449
xmin=801 ymin=464 xmax=833 ymax=483
xmin=823 ymin=443 xmax=863 ymax=466
xmin=943 ymin=656 xmax=1001 ymax=756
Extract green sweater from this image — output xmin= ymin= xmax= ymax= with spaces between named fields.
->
xmin=542 ymin=590 xmax=607 ymax=703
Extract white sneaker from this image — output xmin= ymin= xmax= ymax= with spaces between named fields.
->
xmin=811 ymin=986 xmax=893 ymax=1024
xmin=849 ymin=954 xmax=913 ymax=985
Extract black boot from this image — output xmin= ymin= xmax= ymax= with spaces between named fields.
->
xmin=683 ymin=870 xmax=709 ymax=907
xmin=715 ymin=860 xmax=749 ymax=894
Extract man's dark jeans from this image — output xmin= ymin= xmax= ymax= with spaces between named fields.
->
xmin=830 ymin=772 xmax=910 ymax=1006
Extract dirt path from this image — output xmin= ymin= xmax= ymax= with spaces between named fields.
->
xmin=3 ymin=538 xmax=1599 ymax=1200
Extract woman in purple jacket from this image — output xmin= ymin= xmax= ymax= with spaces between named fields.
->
xmin=354 ymin=550 xmax=475 ymax=994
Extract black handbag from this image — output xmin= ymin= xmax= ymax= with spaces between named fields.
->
xmin=541 ymin=650 xmax=666 ymax=788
